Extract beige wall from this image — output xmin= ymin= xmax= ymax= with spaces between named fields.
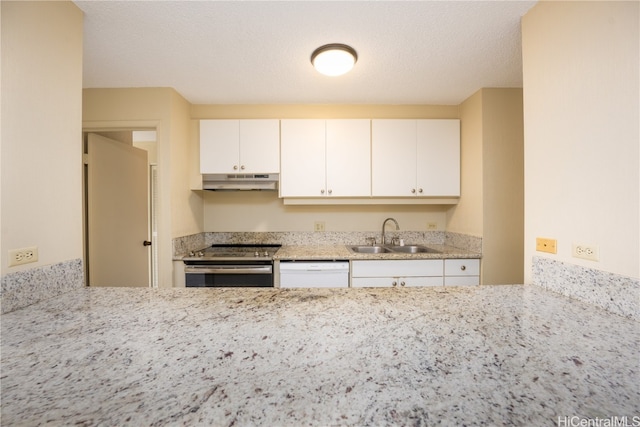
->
xmin=191 ymin=104 xmax=458 ymax=120
xmin=448 ymin=88 xmax=524 ymax=285
xmin=522 ymin=1 xmax=639 ymax=281
xmin=481 ymin=89 xmax=524 ymax=284
xmin=447 ymin=90 xmax=484 ymax=236
xmin=83 ymin=88 xmax=202 ymax=287
xmin=170 ymin=90 xmax=201 ymax=238
xmin=204 ymin=191 xmax=450 ymax=232
xmin=194 ymin=104 xmax=459 ymax=232
xmin=1 ymin=1 xmax=83 ymax=274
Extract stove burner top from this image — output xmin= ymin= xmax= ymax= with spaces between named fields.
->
xmin=184 ymin=244 xmax=281 ymax=261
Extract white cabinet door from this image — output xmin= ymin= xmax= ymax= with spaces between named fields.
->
xmin=239 ymin=120 xmax=280 ymax=173
xmin=200 ymin=119 xmax=280 ymax=174
xmin=352 ymin=275 xmax=443 ymax=288
xmin=372 ymin=120 xmax=417 ymax=196
xmin=417 ymin=119 xmax=460 ymax=196
xmin=351 ymin=277 xmax=393 ymax=288
xmin=402 ymin=276 xmax=444 ymax=287
xmin=326 ymin=119 xmax=371 ymax=197
xmin=200 ymin=120 xmax=239 ymax=173
xmin=280 ymin=119 xmax=326 ymax=197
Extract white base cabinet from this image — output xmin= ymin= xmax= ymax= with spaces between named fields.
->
xmin=444 ymin=259 xmax=480 ymax=286
xmin=351 ymin=260 xmax=444 ymax=288
xmin=351 ymin=258 xmax=480 ymax=288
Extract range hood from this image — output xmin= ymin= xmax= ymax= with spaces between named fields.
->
xmin=202 ymin=173 xmax=279 ymax=191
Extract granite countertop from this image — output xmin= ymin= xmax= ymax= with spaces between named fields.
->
xmin=2 ymin=285 xmax=638 ymax=426
xmin=175 ymin=244 xmax=481 ymax=261
xmin=275 ymin=244 xmax=481 ymax=260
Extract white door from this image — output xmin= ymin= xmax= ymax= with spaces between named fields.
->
xmin=280 ymin=119 xmax=326 ymax=197
xmin=326 ymin=119 xmax=371 ymax=197
xmin=200 ymin=120 xmax=239 ymax=173
xmin=87 ymin=133 xmax=150 ymax=287
xmin=239 ymin=120 xmax=280 ymax=173
xmin=417 ymin=119 xmax=460 ymax=196
xmin=372 ymin=120 xmax=417 ymax=196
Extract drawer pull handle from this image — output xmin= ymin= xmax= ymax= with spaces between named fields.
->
xmin=460 ymin=265 xmax=466 ymax=271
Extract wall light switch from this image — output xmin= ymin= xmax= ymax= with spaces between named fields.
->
xmin=536 ymin=238 xmax=557 ymax=254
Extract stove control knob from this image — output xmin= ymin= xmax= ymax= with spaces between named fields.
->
xmin=197 ymin=251 xmax=204 ymax=257
xmin=255 ymin=251 xmax=260 ymax=257
xmin=264 ymin=251 xmax=269 ymax=257
xmin=189 ymin=251 xmax=195 ymax=257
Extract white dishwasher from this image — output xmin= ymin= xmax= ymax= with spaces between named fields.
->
xmin=279 ymin=261 xmax=349 ymax=288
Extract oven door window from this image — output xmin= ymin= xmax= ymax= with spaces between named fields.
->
xmin=185 ymin=265 xmax=273 ymax=288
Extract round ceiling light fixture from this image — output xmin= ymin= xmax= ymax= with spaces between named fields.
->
xmin=311 ymin=43 xmax=358 ymax=77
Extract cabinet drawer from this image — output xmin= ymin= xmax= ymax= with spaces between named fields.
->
xmin=352 ymin=260 xmax=443 ymax=277
xmin=444 ymin=259 xmax=479 ymax=276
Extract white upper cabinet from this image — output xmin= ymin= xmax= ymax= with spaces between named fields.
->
xmin=280 ymin=119 xmax=326 ymax=197
xmin=326 ymin=119 xmax=371 ymax=197
xmin=372 ymin=119 xmax=460 ymax=197
xmin=371 ymin=120 xmax=417 ymax=197
xmin=280 ymin=119 xmax=371 ymax=198
xmin=200 ymin=119 xmax=280 ymax=174
xmin=417 ymin=120 xmax=460 ymax=196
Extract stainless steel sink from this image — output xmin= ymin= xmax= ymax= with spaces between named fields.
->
xmin=348 ymin=245 xmax=392 ymax=254
xmin=385 ymin=245 xmax=440 ymax=254
xmin=347 ymin=244 xmax=439 ymax=254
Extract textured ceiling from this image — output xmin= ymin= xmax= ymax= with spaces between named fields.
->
xmin=75 ymin=1 xmax=537 ymax=105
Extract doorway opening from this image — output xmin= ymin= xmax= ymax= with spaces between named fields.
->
xmin=82 ymin=129 xmax=158 ymax=287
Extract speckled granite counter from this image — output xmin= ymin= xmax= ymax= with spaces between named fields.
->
xmin=2 ymin=285 xmax=638 ymax=426
xmin=273 ymin=244 xmax=480 ymax=260
xmin=172 ymin=231 xmax=483 ymax=261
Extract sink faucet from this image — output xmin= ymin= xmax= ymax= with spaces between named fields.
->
xmin=381 ymin=217 xmax=400 ymax=245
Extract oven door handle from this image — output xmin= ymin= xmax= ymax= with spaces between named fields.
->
xmin=184 ymin=266 xmax=272 ymax=275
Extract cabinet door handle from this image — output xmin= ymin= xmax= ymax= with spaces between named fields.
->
xmin=233 ymin=165 xmax=238 ymax=170
xmin=320 ymin=189 xmax=325 ymax=194
xmin=460 ymin=265 xmax=466 ymax=271
xmin=418 ymin=188 xmax=423 ymax=194
xmin=328 ymin=189 xmax=332 ymax=195
xmin=240 ymin=165 xmax=245 ymax=170
xmin=392 ymin=281 xmax=397 ymax=287
xmin=411 ymin=188 xmax=416 ymax=194
xmin=400 ymin=281 xmax=406 ymax=287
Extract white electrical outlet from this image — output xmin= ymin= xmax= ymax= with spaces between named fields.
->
xmin=572 ymin=243 xmax=599 ymax=261
xmin=427 ymin=222 xmax=438 ymax=230
xmin=314 ymin=221 xmax=325 ymax=232
xmin=8 ymin=246 xmax=39 ymax=267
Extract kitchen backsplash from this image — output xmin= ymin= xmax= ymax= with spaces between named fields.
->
xmin=1 ymin=258 xmax=84 ymax=314
xmin=532 ymin=256 xmax=639 ymax=320
xmin=173 ymin=231 xmax=482 ymax=257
